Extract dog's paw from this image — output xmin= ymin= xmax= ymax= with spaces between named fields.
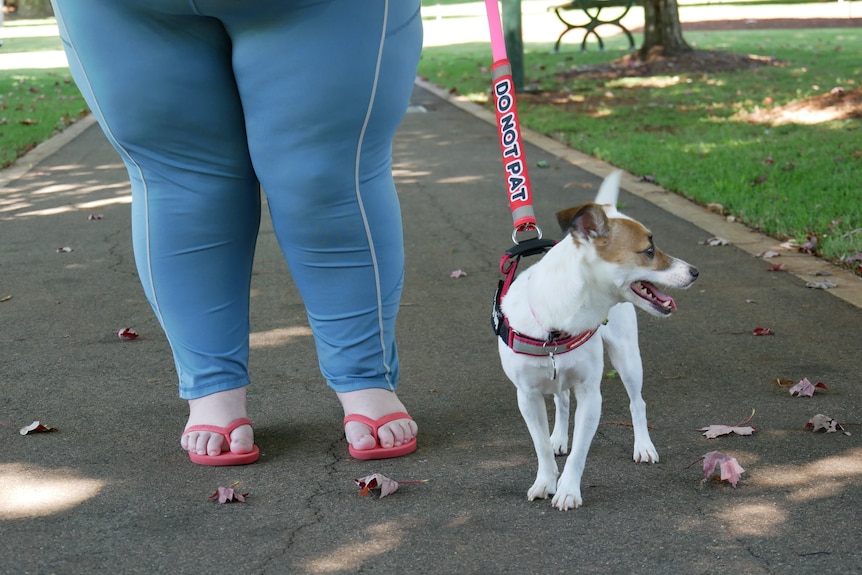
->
xmin=550 ymin=433 xmax=569 ymax=455
xmin=551 ymin=489 xmax=582 ymax=510
xmin=527 ymin=478 xmax=557 ymax=501
xmin=633 ymin=441 xmax=659 ymax=464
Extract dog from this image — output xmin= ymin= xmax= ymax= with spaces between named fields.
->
xmin=494 ymin=170 xmax=698 ymax=510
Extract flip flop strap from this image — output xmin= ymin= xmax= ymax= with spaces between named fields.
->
xmin=343 ymin=412 xmax=412 ymax=441
xmin=183 ymin=417 xmax=254 ymax=445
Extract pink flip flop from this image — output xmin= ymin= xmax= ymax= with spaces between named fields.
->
xmin=182 ymin=417 xmax=260 ymax=466
xmin=343 ymin=412 xmax=417 ymax=461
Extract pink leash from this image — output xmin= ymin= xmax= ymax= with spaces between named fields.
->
xmin=484 ymin=0 xmax=541 ymax=243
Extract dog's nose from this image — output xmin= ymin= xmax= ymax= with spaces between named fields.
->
xmin=689 ymin=266 xmax=699 ymax=280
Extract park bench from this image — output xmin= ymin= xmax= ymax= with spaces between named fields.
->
xmin=549 ymin=0 xmax=644 ymax=53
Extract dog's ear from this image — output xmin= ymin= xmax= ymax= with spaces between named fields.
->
xmin=556 ymin=203 xmax=609 ymax=240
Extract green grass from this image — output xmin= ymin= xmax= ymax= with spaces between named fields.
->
xmin=0 ymin=30 xmax=63 ymax=53
xmin=0 ymin=68 xmax=89 ymax=168
xmin=418 ymin=26 xmax=862 ymax=269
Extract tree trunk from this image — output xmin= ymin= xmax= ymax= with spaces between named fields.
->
xmin=16 ymin=0 xmax=55 ymax=19
xmin=640 ymin=0 xmax=691 ymax=58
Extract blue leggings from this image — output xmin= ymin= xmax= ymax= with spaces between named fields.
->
xmin=52 ymin=0 xmax=423 ymax=399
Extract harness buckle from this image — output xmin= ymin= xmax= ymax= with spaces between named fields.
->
xmin=545 ymin=346 xmax=558 ymax=380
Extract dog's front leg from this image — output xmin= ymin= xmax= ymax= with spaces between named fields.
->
xmin=516 ymin=389 xmax=558 ymax=500
xmin=550 ymin=390 xmax=570 ymax=455
xmin=552 ymin=378 xmax=602 ymax=510
xmin=602 ymin=303 xmax=659 ymax=464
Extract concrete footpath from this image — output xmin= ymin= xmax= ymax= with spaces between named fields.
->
xmin=1 ymin=83 xmax=861 ymax=575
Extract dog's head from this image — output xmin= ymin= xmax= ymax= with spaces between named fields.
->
xmin=554 ymin=173 xmax=698 ymax=317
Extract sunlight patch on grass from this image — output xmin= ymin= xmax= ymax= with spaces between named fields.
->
xmin=607 ymin=76 xmax=683 ymax=89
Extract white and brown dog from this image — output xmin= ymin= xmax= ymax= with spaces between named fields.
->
xmin=493 ymin=170 xmax=698 ymax=510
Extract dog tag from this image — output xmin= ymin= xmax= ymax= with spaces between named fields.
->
xmin=548 ymin=351 xmax=557 ymax=381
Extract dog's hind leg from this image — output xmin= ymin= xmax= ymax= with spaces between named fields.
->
xmin=516 ymin=389 xmax=559 ymax=500
xmin=550 ymin=390 xmax=570 ymax=455
xmin=601 ymin=303 xmax=659 ymax=463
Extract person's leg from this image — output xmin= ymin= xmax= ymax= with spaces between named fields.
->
xmin=52 ymin=0 xmax=261 ymax=458
xmin=224 ymin=0 xmax=423 ymax=453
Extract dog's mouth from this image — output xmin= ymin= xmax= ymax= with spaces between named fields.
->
xmin=631 ymin=281 xmax=677 ymax=315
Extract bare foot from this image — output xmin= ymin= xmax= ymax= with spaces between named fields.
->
xmin=181 ymin=387 xmax=255 ymax=457
xmin=337 ymin=388 xmax=418 ymax=451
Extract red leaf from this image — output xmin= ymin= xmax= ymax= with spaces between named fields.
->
xmin=753 ymin=327 xmax=774 ymax=336
xmin=766 ymin=263 xmax=786 ymax=272
xmin=702 ymin=451 xmax=745 ymax=487
xmin=353 ymin=473 xmax=427 ymax=499
xmin=354 ymin=473 xmax=399 ymax=498
xmin=209 ymin=483 xmax=248 ymax=504
xmin=115 ymin=328 xmax=139 ymax=340
xmin=789 ymin=377 xmax=829 ymax=397
xmin=19 ymin=420 xmax=58 ymax=435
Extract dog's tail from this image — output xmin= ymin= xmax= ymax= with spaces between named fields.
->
xmin=594 ymin=170 xmax=622 ymax=206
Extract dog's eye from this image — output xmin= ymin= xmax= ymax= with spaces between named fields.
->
xmin=640 ymin=246 xmax=655 ymax=258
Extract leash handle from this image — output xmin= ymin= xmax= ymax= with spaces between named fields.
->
xmin=484 ymin=0 xmax=507 ymax=61
xmin=483 ymin=0 xmax=540 ymax=242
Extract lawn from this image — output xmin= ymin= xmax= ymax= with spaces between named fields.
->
xmin=418 ymin=3 xmax=862 ymax=270
xmin=0 ymin=19 xmax=88 ymax=168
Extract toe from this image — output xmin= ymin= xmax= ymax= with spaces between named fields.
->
xmin=344 ymin=420 xmax=378 ymax=451
xmin=206 ymin=433 xmax=226 ymax=456
xmin=377 ymin=418 xmax=415 ymax=448
xmin=228 ymin=423 xmax=255 ymax=454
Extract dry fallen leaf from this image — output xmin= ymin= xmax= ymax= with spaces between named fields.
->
xmin=115 ymin=328 xmax=139 ymax=340
xmin=698 ymin=409 xmax=757 ymax=439
xmin=699 ymin=424 xmax=756 ymax=439
xmin=700 ymin=237 xmax=730 ymax=246
xmin=354 ymin=473 xmax=428 ymax=499
xmin=749 ymin=174 xmax=768 ymax=186
xmin=449 ymin=269 xmax=467 ymax=279
xmin=19 ymin=421 xmax=58 ymax=435
xmin=757 ymin=250 xmax=781 ymax=258
xmin=701 ymin=451 xmax=745 ymax=487
xmin=355 ymin=473 xmax=400 ymax=498
xmin=799 ymin=234 xmax=819 ymax=254
xmin=56 ymin=246 xmax=73 ymax=253
xmin=805 ymin=280 xmax=837 ymax=289
xmin=789 ymin=378 xmax=829 ymax=398
xmin=806 ymin=414 xmax=844 ymax=433
xmin=752 ymin=327 xmax=774 ymax=336
xmin=210 ymin=482 xmax=248 ymax=504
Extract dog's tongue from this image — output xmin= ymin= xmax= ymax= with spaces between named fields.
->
xmin=639 ymin=281 xmax=677 ymax=311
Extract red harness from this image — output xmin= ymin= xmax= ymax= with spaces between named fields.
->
xmin=492 ymin=239 xmax=598 ymax=357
